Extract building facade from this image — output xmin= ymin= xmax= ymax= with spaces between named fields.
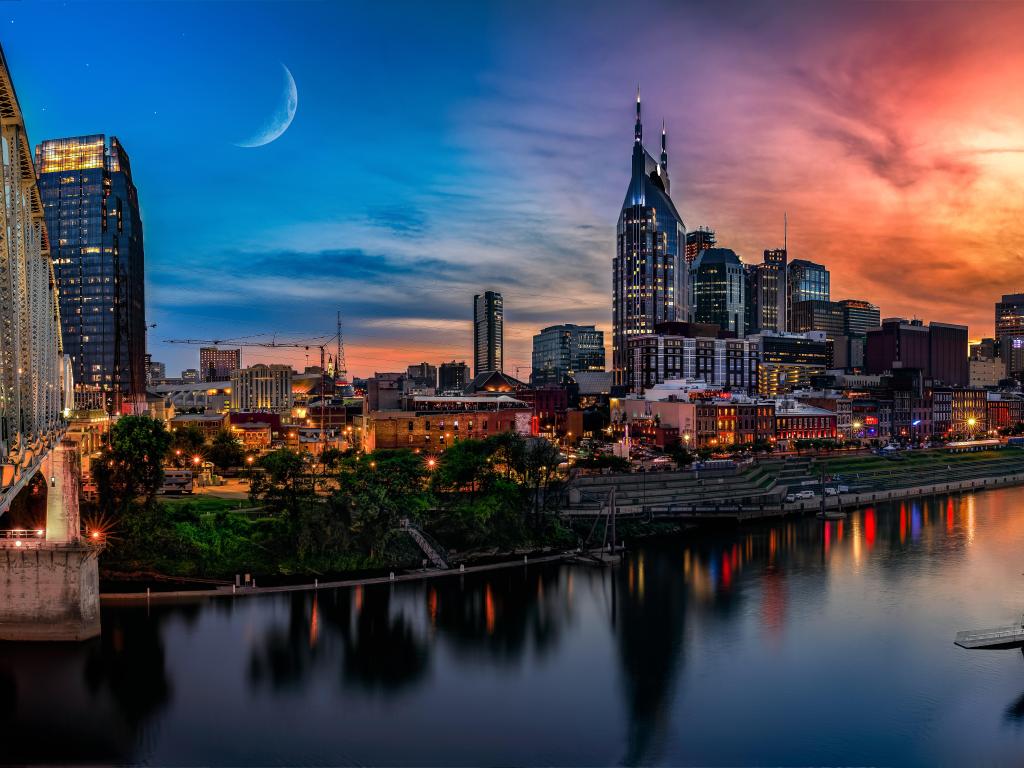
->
xmin=406 ymin=363 xmax=437 ymax=391
xmin=751 ymin=331 xmax=828 ymax=397
xmin=786 ymin=259 xmax=829 ymax=331
xmin=684 ymin=227 xmax=715 ymax=266
xmin=200 ymin=347 xmax=241 ymax=382
xmin=690 ymin=248 xmax=746 ymax=336
xmin=36 ymin=134 xmax=146 ymax=413
xmin=531 ymin=324 xmax=605 ymax=386
xmin=613 ymin=93 xmax=686 ymax=387
xmin=628 ymin=323 xmax=757 ymax=393
xmin=438 ymin=361 xmax=469 ymax=393
xmin=865 ymin=318 xmax=968 ymax=386
xmin=996 ymin=294 xmax=1024 ymax=375
xmin=751 ymin=248 xmax=788 ymax=335
xmin=473 ymin=290 xmax=503 ymax=376
xmin=230 ymin=364 xmax=293 ymax=413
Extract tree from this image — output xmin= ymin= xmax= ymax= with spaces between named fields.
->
xmin=93 ymin=415 xmax=173 ymax=518
xmin=207 ymin=430 xmax=243 ymax=470
xmin=170 ymin=425 xmax=207 ymax=467
xmin=431 ymin=438 xmax=493 ymax=499
xmin=522 ymin=438 xmax=563 ymax=516
xmin=338 ymin=450 xmax=430 ymax=559
xmin=669 ymin=445 xmax=694 ymax=467
xmin=249 ymin=448 xmax=312 ymax=518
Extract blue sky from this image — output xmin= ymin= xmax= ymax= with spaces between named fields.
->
xmin=7 ymin=1 xmax=1024 ymax=376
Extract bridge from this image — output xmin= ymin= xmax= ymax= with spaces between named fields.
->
xmin=0 ymin=45 xmax=98 ymax=641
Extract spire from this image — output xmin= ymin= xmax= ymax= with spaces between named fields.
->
xmin=634 ymin=85 xmax=642 ymax=144
xmin=660 ymin=118 xmax=668 ymax=170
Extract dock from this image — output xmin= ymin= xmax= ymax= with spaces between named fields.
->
xmin=954 ymin=624 xmax=1024 ymax=650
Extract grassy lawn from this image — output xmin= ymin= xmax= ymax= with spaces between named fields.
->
xmin=159 ymin=495 xmax=256 ymax=515
xmin=820 ymin=448 xmax=1024 ymax=477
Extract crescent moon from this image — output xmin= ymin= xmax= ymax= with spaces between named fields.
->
xmin=235 ymin=64 xmax=298 ymax=148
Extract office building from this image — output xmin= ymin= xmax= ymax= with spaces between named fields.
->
xmin=531 ymin=324 xmax=605 ymax=386
xmin=230 ymin=364 xmax=293 ymax=413
xmin=181 ymin=368 xmax=200 ymax=383
xmin=628 ymin=322 xmax=757 ymax=393
xmin=749 ymin=331 xmax=829 ymax=396
xmin=367 ymin=372 xmax=404 ymax=411
xmin=690 ymin=248 xmax=746 ymax=336
xmin=684 ymin=227 xmax=716 ymax=266
xmin=200 ymin=347 xmax=241 ymax=382
xmin=839 ymin=299 xmax=880 ymax=337
xmin=406 ymin=362 xmax=438 ymax=390
xmin=787 ymin=259 xmax=829 ymax=330
xmin=865 ymin=318 xmax=968 ymax=387
xmin=36 ymin=134 xmax=146 ymax=413
xmin=438 ymin=361 xmax=470 ymax=394
xmin=996 ymin=294 xmax=1024 ymax=374
xmin=791 ymin=300 xmax=845 ymax=337
xmin=753 ymin=248 xmax=788 ymax=334
xmin=473 ymin=290 xmax=503 ymax=376
xmin=146 ymin=359 xmax=166 ymax=384
xmin=613 ymin=92 xmax=686 ymax=387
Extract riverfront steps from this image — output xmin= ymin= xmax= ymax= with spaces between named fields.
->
xmin=0 ymin=542 xmax=100 ymax=641
xmin=563 ymin=464 xmax=1024 ymax=523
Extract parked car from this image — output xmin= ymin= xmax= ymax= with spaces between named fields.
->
xmin=785 ymin=493 xmax=796 ymax=502
xmin=795 ymin=490 xmax=816 ymax=500
xmin=824 ymin=487 xmax=838 ymax=496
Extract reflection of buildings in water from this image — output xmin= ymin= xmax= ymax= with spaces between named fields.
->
xmin=615 ymin=546 xmax=688 ymax=766
xmin=0 ymin=605 xmax=172 ymax=764
xmin=247 ymin=567 xmax=576 ymax=696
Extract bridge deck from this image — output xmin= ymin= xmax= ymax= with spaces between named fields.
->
xmin=955 ymin=625 xmax=1024 ymax=649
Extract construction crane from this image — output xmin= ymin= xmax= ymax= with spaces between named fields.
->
xmin=164 ymin=327 xmax=347 ymax=456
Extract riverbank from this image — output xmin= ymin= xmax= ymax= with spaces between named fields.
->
xmin=100 ymin=548 xmax=592 ymax=602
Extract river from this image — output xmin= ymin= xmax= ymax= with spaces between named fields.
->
xmin=4 ymin=487 xmax=1024 ymax=766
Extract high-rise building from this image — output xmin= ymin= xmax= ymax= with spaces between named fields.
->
xmin=628 ymin=321 xmax=757 ymax=393
xmin=182 ymin=368 xmax=201 ymax=384
xmin=749 ymin=331 xmax=829 ymax=396
xmin=473 ymin=290 xmax=503 ymax=376
xmin=865 ymin=318 xmax=968 ymax=386
xmin=613 ymin=91 xmax=686 ymax=387
xmin=995 ymin=294 xmax=1024 ymax=374
xmin=684 ymin=227 xmax=716 ymax=266
xmin=36 ymin=134 xmax=145 ymax=414
xmin=145 ymin=358 xmax=166 ymax=384
xmin=839 ymin=299 xmax=880 ymax=337
xmin=786 ymin=259 xmax=829 ymax=331
xmin=230 ymin=364 xmax=293 ymax=413
xmin=531 ymin=324 xmax=605 ymax=386
xmin=438 ymin=361 xmax=470 ymax=394
xmin=200 ymin=347 xmax=241 ymax=381
xmin=406 ymin=362 xmax=437 ymax=390
xmin=690 ymin=248 xmax=745 ymax=336
xmin=791 ymin=300 xmax=845 ymax=337
xmin=759 ymin=248 xmax=788 ymax=333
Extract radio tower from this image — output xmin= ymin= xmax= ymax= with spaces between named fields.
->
xmin=336 ymin=310 xmax=349 ymax=384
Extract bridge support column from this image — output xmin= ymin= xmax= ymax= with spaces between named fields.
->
xmin=0 ymin=543 xmax=100 ymax=641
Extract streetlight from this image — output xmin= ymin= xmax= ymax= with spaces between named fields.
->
xmin=192 ymin=455 xmax=202 ymax=465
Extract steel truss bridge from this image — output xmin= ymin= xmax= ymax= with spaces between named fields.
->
xmin=0 ymin=45 xmax=73 ymax=539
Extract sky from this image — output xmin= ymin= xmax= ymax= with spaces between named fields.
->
xmin=5 ymin=0 xmax=1024 ymax=378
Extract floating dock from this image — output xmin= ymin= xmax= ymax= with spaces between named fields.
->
xmin=955 ymin=625 xmax=1024 ymax=650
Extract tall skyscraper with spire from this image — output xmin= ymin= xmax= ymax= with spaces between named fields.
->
xmin=613 ymin=89 xmax=686 ymax=389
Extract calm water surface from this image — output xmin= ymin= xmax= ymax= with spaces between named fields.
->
xmin=5 ymin=487 xmax=1024 ymax=766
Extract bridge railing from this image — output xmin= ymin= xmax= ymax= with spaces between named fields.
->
xmin=0 ymin=528 xmax=46 ymax=548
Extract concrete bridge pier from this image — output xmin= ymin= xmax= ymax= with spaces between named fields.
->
xmin=0 ymin=440 xmax=100 ymax=641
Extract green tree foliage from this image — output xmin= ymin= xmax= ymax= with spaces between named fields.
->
xmin=170 ymin=425 xmax=207 ymax=466
xmin=338 ymin=451 xmax=430 ymax=559
xmin=207 ymin=429 xmax=243 ymax=470
xmin=93 ymin=415 xmax=173 ymax=518
xmin=250 ymin=449 xmax=313 ymax=518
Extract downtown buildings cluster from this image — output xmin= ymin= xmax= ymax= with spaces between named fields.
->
xmin=30 ymin=80 xmax=1024 ymax=465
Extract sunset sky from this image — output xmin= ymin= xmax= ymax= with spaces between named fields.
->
xmin=5 ymin=1 xmax=1024 ymax=377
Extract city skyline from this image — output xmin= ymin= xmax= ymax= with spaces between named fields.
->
xmin=6 ymin=2 xmax=1024 ymax=376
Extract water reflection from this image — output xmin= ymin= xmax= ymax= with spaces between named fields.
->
xmin=5 ymin=490 xmax=1024 ymax=765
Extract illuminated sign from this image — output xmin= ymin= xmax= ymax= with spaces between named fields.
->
xmin=865 ymin=416 xmax=879 ymax=425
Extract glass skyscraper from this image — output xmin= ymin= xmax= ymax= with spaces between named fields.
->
xmin=473 ymin=290 xmax=503 ymax=376
xmin=786 ymin=259 xmax=829 ymax=331
xmin=613 ymin=91 xmax=686 ymax=388
xmin=690 ymin=248 xmax=746 ymax=336
xmin=531 ymin=324 xmax=605 ymax=386
xmin=36 ymin=135 xmax=145 ymax=413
